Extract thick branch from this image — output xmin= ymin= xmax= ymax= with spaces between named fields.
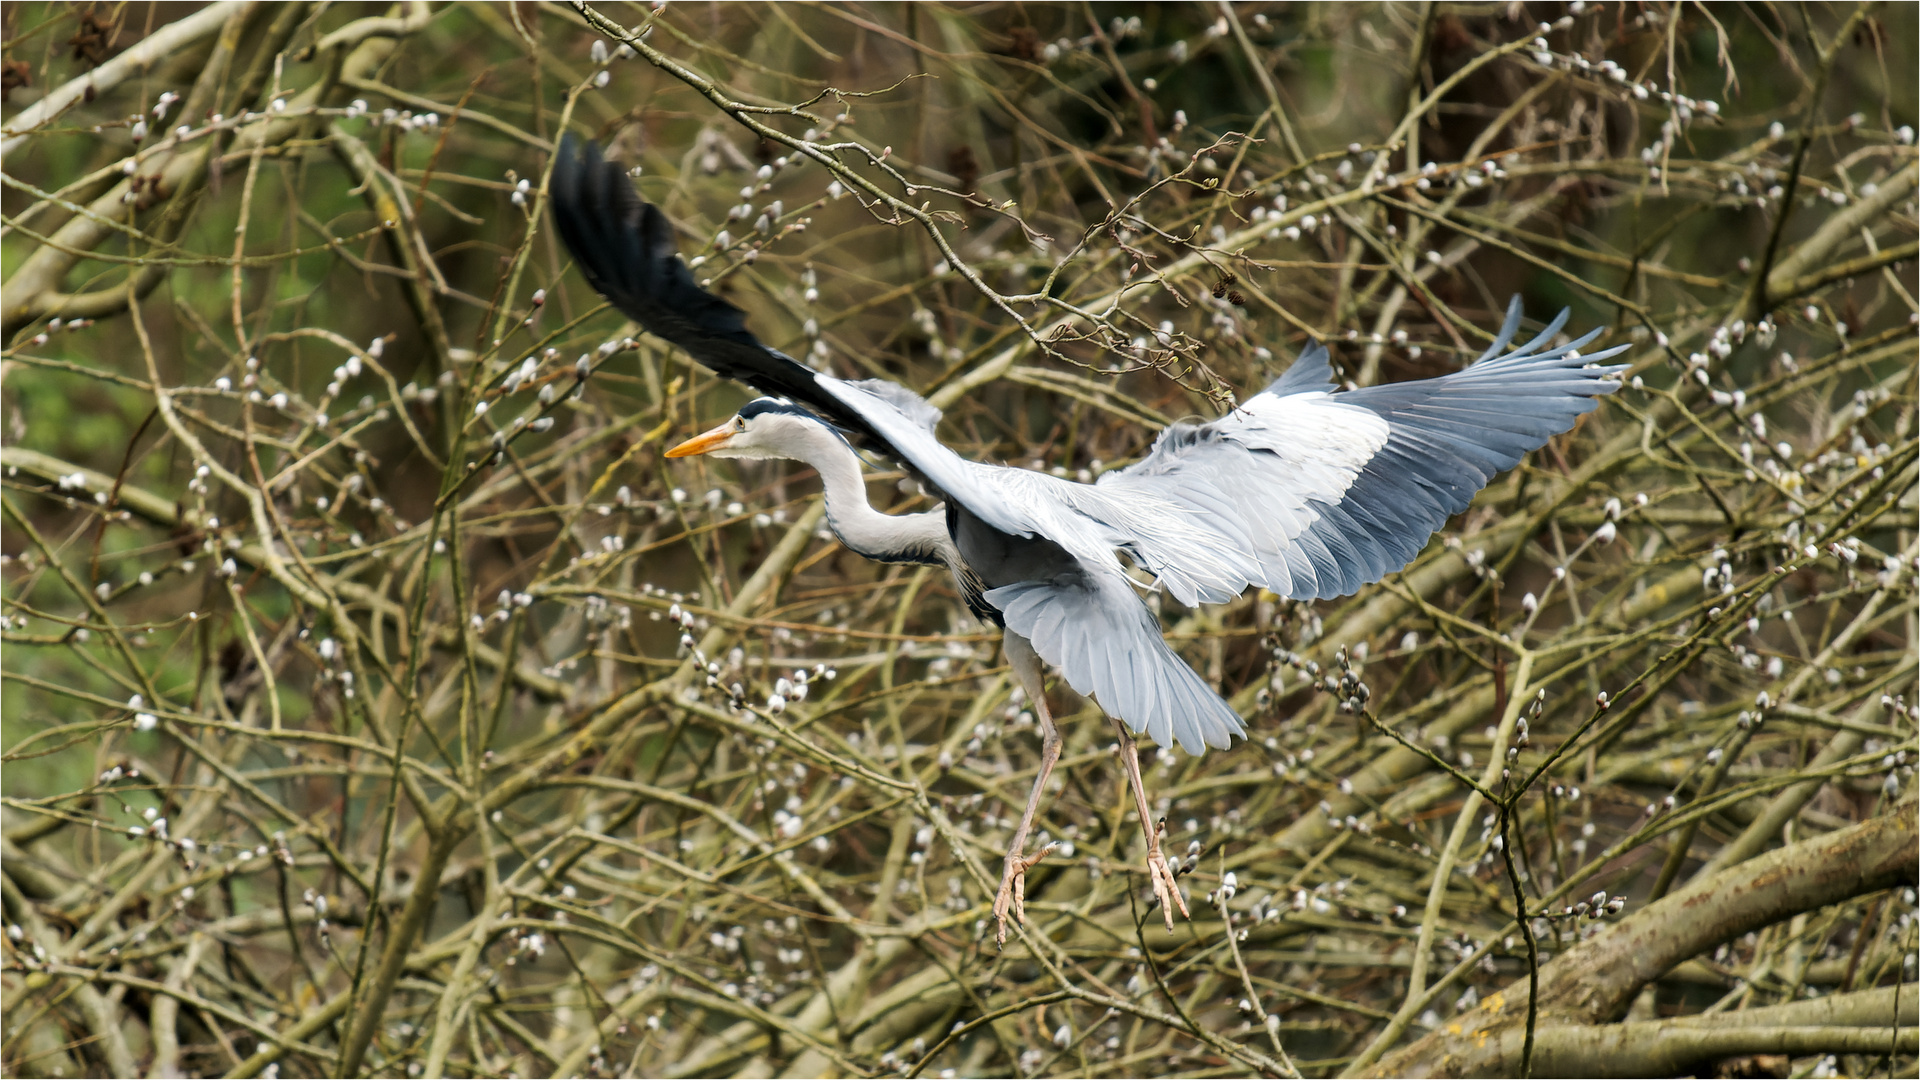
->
xmin=1764 ymin=165 xmax=1918 ymax=299
xmin=1376 ymin=800 xmax=1918 ymax=1076
xmin=1517 ymin=1020 xmax=1913 ymax=1078
xmin=1693 ymin=694 xmax=1880 ymax=880
xmin=0 ymin=3 xmax=243 ymax=157
xmin=1429 ymin=986 xmax=1918 ymax=1077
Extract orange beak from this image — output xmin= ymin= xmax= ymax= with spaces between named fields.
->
xmin=665 ymin=420 xmax=737 ymax=458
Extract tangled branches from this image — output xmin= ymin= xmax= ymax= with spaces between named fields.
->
xmin=2 ymin=3 xmax=1915 ymax=1078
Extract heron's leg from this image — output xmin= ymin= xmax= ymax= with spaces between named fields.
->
xmin=992 ymin=632 xmax=1061 ymax=948
xmin=1110 ymin=717 xmax=1189 ymax=932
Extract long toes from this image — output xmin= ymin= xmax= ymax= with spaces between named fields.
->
xmin=1145 ymin=855 xmax=1188 ymax=929
xmin=998 ymin=876 xmax=1029 ymax=914
xmin=993 ymin=871 xmax=1029 ymax=948
xmin=993 ymin=842 xmax=1060 ymax=948
xmin=994 ymin=870 xmax=1026 ymax=919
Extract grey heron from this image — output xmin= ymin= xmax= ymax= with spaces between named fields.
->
xmin=549 ymin=135 xmax=1628 ymax=945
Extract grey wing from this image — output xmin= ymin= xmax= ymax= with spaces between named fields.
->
xmin=1093 ymin=299 xmax=1627 ymax=602
xmin=985 ymin=569 xmax=1245 ymax=754
xmin=1303 ymin=300 xmax=1625 ymax=597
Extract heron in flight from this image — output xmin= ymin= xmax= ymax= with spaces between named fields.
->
xmin=549 ymin=136 xmax=1626 ymax=945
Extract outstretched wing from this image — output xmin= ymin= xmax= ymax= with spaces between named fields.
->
xmin=549 ymin=136 xmax=1035 ymax=536
xmin=1090 ymin=298 xmax=1628 ymax=603
xmin=987 ymin=303 xmax=1624 ymax=749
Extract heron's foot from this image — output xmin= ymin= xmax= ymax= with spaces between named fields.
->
xmin=992 ymin=843 xmax=1056 ymax=947
xmin=1144 ymin=823 xmax=1189 ymax=933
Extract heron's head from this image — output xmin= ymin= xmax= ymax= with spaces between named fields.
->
xmin=665 ymin=398 xmax=840 ymax=462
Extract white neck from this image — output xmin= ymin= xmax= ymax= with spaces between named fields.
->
xmin=788 ymin=422 xmax=952 ymax=565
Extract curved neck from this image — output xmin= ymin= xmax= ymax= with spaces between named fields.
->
xmin=789 ymin=424 xmax=951 ymax=565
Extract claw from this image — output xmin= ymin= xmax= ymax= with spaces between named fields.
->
xmin=992 ymin=842 xmax=1056 ymax=947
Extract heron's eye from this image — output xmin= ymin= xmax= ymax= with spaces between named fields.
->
xmin=732 ymin=416 xmax=747 ymax=432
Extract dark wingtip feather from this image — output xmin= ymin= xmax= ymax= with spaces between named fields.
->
xmin=552 ymin=138 xmax=924 ymax=450
xmin=551 ymin=135 xmax=763 ymax=355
